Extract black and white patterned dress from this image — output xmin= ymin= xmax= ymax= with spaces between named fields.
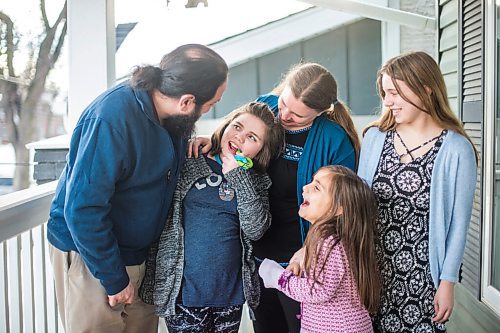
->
xmin=372 ymin=130 xmax=447 ymax=333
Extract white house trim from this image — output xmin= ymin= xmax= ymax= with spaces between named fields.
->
xmin=210 ymin=7 xmax=360 ymax=67
xmin=481 ymin=0 xmax=500 ymax=313
xmin=380 ymin=0 xmax=401 ymax=62
xmin=302 ymin=0 xmax=436 ymax=32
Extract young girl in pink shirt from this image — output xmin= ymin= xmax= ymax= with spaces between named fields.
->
xmin=259 ymin=165 xmax=380 ymax=333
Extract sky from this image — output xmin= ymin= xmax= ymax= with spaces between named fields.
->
xmin=114 ymin=0 xmax=312 ymax=77
xmin=0 ymin=0 xmax=312 ymax=89
xmin=0 ymin=0 xmax=311 ymax=177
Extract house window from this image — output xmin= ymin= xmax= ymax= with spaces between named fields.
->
xmin=494 ymin=3 xmax=500 ymax=289
xmin=490 ymin=33 xmax=500 ymax=290
xmin=483 ymin=2 xmax=500 ymax=312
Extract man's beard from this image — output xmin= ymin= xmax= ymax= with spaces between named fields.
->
xmin=162 ymin=105 xmax=202 ymax=138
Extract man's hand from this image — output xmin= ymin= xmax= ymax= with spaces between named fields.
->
xmin=108 ymin=281 xmax=134 ymax=308
xmin=187 ymin=136 xmax=212 ymax=158
xmin=433 ymin=280 xmax=455 ymax=323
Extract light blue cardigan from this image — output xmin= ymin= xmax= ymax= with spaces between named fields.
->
xmin=358 ymin=127 xmax=477 ymax=288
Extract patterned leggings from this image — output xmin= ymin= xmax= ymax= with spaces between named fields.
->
xmin=165 ymin=304 xmax=243 ymax=333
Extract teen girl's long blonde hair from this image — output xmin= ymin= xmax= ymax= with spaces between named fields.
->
xmin=367 ymin=51 xmax=478 ymax=161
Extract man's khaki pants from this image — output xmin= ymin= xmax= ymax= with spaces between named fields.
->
xmin=49 ymin=244 xmax=159 ymax=333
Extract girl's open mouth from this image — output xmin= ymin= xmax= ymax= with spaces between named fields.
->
xmin=228 ymin=141 xmax=239 ymax=154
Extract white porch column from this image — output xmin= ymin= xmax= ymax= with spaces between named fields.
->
xmin=381 ymin=0 xmax=401 ymax=62
xmin=67 ymin=0 xmax=115 ymax=132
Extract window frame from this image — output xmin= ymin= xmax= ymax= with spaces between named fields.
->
xmin=482 ymin=0 xmax=500 ymax=312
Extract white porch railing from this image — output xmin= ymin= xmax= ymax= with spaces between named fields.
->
xmin=0 ymin=181 xmax=255 ymax=333
xmin=0 ymin=181 xmax=60 ymax=333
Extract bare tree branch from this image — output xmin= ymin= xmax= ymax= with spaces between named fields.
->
xmin=0 ymin=79 xmax=20 ymax=143
xmin=0 ymin=11 xmax=16 ymax=76
xmin=52 ymin=0 xmax=67 ymax=30
xmin=26 ymin=0 xmax=67 ymax=111
xmin=40 ymin=0 xmax=50 ymax=30
xmin=51 ymin=20 xmax=67 ymax=68
xmin=0 ymin=12 xmax=20 ymax=150
xmin=0 ymin=0 xmax=67 ymax=190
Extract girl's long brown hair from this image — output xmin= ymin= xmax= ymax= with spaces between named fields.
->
xmin=302 ymin=165 xmax=380 ymax=313
xmin=366 ymin=51 xmax=478 ymax=161
xmin=209 ymin=102 xmax=285 ymax=173
xmin=273 ymin=63 xmax=360 ymax=164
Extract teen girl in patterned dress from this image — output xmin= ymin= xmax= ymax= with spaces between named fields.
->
xmin=358 ymin=52 xmax=477 ymax=333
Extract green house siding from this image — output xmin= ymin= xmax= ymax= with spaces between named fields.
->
xmin=211 ymin=19 xmax=381 ymax=118
xmin=440 ymin=0 xmax=460 ymax=114
xmin=438 ymin=0 xmax=500 ymax=330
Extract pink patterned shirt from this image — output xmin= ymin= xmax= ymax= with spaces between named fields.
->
xmin=278 ymin=236 xmax=373 ymax=333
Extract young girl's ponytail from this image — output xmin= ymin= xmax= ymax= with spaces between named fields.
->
xmin=276 ymin=62 xmax=360 ymax=166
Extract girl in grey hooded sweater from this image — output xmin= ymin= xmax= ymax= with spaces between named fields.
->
xmin=140 ymin=102 xmax=284 ymax=333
